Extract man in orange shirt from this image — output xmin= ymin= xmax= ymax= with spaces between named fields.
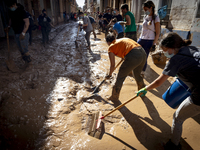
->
xmin=106 ymin=33 xmax=146 ymax=100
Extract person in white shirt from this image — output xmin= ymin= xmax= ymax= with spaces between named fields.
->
xmin=138 ymin=0 xmax=160 ymax=77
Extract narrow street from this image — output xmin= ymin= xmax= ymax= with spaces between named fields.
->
xmin=0 ymin=21 xmax=200 ymax=150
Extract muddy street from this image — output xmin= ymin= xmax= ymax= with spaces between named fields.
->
xmin=0 ymin=21 xmax=200 ymax=150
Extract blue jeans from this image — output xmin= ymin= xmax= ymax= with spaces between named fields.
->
xmin=137 ymin=38 xmax=154 ymax=71
xmin=15 ymin=33 xmax=29 ymax=55
xmin=15 ymin=33 xmax=31 ymax=62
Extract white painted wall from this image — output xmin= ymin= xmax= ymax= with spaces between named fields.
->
xmin=191 ymin=0 xmax=200 ymax=32
xmin=170 ymin=0 xmax=197 ymax=30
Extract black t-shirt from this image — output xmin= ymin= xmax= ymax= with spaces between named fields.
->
xmin=112 ymin=14 xmax=123 ymax=21
xmin=8 ymin=7 xmax=28 ymax=34
xmin=163 ymin=46 xmax=200 ymax=105
xmin=98 ymin=14 xmax=102 ymax=19
xmin=103 ymin=13 xmax=112 ymax=25
xmin=38 ymin=14 xmax=51 ymax=29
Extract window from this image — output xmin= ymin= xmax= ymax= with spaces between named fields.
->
xmin=196 ymin=2 xmax=200 ymax=18
xmin=160 ymin=0 xmax=172 ymax=26
xmin=139 ymin=0 xmax=147 ymax=23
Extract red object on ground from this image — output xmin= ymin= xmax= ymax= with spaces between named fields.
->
xmin=38 ymin=25 xmax=41 ymax=30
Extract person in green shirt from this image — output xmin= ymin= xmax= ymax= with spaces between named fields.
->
xmin=121 ymin=4 xmax=137 ymax=41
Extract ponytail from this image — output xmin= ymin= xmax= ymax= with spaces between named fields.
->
xmin=160 ymin=32 xmax=192 ymax=49
xmin=183 ymin=39 xmax=192 ymax=46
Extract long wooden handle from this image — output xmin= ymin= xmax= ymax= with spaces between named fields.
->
xmin=103 ymin=95 xmax=138 ymax=118
xmin=77 ymin=26 xmax=80 ymax=37
xmin=6 ymin=32 xmax=10 ymax=59
xmin=113 ymin=59 xmax=123 ymax=71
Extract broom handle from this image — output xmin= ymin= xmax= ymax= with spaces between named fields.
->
xmin=103 ymin=95 xmax=138 ymax=118
xmin=6 ymin=32 xmax=10 ymax=59
xmin=113 ymin=59 xmax=123 ymax=71
xmin=77 ymin=26 xmax=80 ymax=37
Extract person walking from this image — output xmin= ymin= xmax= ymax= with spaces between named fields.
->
xmin=16 ymin=3 xmax=34 ymax=45
xmin=112 ymin=8 xmax=123 ymax=21
xmin=5 ymin=0 xmax=31 ymax=68
xmin=79 ymin=12 xmax=93 ymax=50
xmin=88 ymin=15 xmax=97 ymax=39
xmin=138 ymin=0 xmax=160 ymax=76
xmin=103 ymin=8 xmax=113 ymax=38
xmin=106 ymin=33 xmax=146 ymax=101
xmin=38 ymin=9 xmax=51 ymax=47
xmin=121 ymin=4 xmax=137 ymax=41
xmin=98 ymin=12 xmax=104 ymax=32
xmin=63 ymin=11 xmax=66 ymax=23
xmin=137 ymin=32 xmax=200 ymax=150
xmin=110 ymin=18 xmax=124 ymax=39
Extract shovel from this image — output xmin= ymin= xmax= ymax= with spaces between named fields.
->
xmin=75 ymin=25 xmax=80 ymax=48
xmin=5 ymin=31 xmax=17 ymax=72
xmin=92 ymin=59 xmax=124 ymax=94
xmin=87 ymin=94 xmax=140 ymax=139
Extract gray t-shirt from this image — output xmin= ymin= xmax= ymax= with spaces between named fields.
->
xmin=83 ymin=16 xmax=93 ymax=32
xmin=163 ymin=46 xmax=200 ymax=105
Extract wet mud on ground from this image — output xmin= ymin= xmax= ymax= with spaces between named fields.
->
xmin=0 ymin=21 xmax=200 ymax=150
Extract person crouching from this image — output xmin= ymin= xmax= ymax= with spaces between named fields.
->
xmin=106 ymin=33 xmax=146 ymax=101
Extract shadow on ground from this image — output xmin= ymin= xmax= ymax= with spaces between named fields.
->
xmin=111 ymin=97 xmax=193 ymax=150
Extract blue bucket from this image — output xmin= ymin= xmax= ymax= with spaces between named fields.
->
xmin=162 ymin=78 xmax=191 ymax=109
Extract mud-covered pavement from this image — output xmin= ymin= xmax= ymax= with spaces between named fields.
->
xmin=0 ymin=21 xmax=200 ymax=150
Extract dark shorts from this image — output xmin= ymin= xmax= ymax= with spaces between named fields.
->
xmin=117 ymin=32 xmax=124 ymax=39
xmin=125 ymin=31 xmax=137 ymax=41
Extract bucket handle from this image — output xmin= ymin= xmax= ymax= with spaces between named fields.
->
xmin=176 ymin=78 xmax=191 ymax=93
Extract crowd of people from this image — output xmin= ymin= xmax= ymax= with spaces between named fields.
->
xmin=3 ymin=0 xmax=200 ymax=150
xmin=78 ymin=1 xmax=200 ymax=150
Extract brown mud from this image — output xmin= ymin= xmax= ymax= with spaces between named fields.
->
xmin=0 ymin=21 xmax=200 ymax=150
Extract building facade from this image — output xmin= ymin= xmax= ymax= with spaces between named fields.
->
xmin=0 ymin=0 xmax=78 ymax=37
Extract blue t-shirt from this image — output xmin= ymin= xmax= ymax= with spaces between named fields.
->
xmin=113 ymin=22 xmax=124 ymax=34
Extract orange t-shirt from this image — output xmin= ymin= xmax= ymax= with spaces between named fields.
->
xmin=108 ymin=38 xmax=141 ymax=58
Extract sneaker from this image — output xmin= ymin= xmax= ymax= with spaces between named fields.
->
xmin=164 ymin=140 xmax=181 ymax=150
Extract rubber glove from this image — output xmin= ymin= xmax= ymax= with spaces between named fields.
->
xmin=137 ymin=87 xmax=147 ymax=97
xmin=150 ymin=45 xmax=156 ymax=52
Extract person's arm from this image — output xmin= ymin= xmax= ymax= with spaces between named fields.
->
xmin=153 ymin=21 xmax=160 ymax=45
xmin=113 ymin=30 xmax=118 ymax=36
xmin=47 ymin=16 xmax=51 ymax=22
xmin=8 ymin=19 xmax=11 ymax=27
xmin=108 ymin=52 xmax=115 ymax=76
xmin=137 ymin=73 xmax=170 ymax=97
xmin=125 ymin=15 xmax=131 ymax=25
xmin=22 ymin=18 xmax=29 ymax=34
xmin=107 ymin=19 xmax=113 ymax=27
xmin=146 ymin=73 xmax=170 ymax=90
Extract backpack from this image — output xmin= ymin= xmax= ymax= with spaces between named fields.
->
xmin=89 ymin=16 xmax=95 ymax=24
xmin=158 ymin=5 xmax=168 ymax=19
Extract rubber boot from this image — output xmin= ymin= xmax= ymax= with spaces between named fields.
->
xmin=108 ymin=86 xmax=120 ymax=101
xmin=22 ymin=53 xmax=32 ymax=69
